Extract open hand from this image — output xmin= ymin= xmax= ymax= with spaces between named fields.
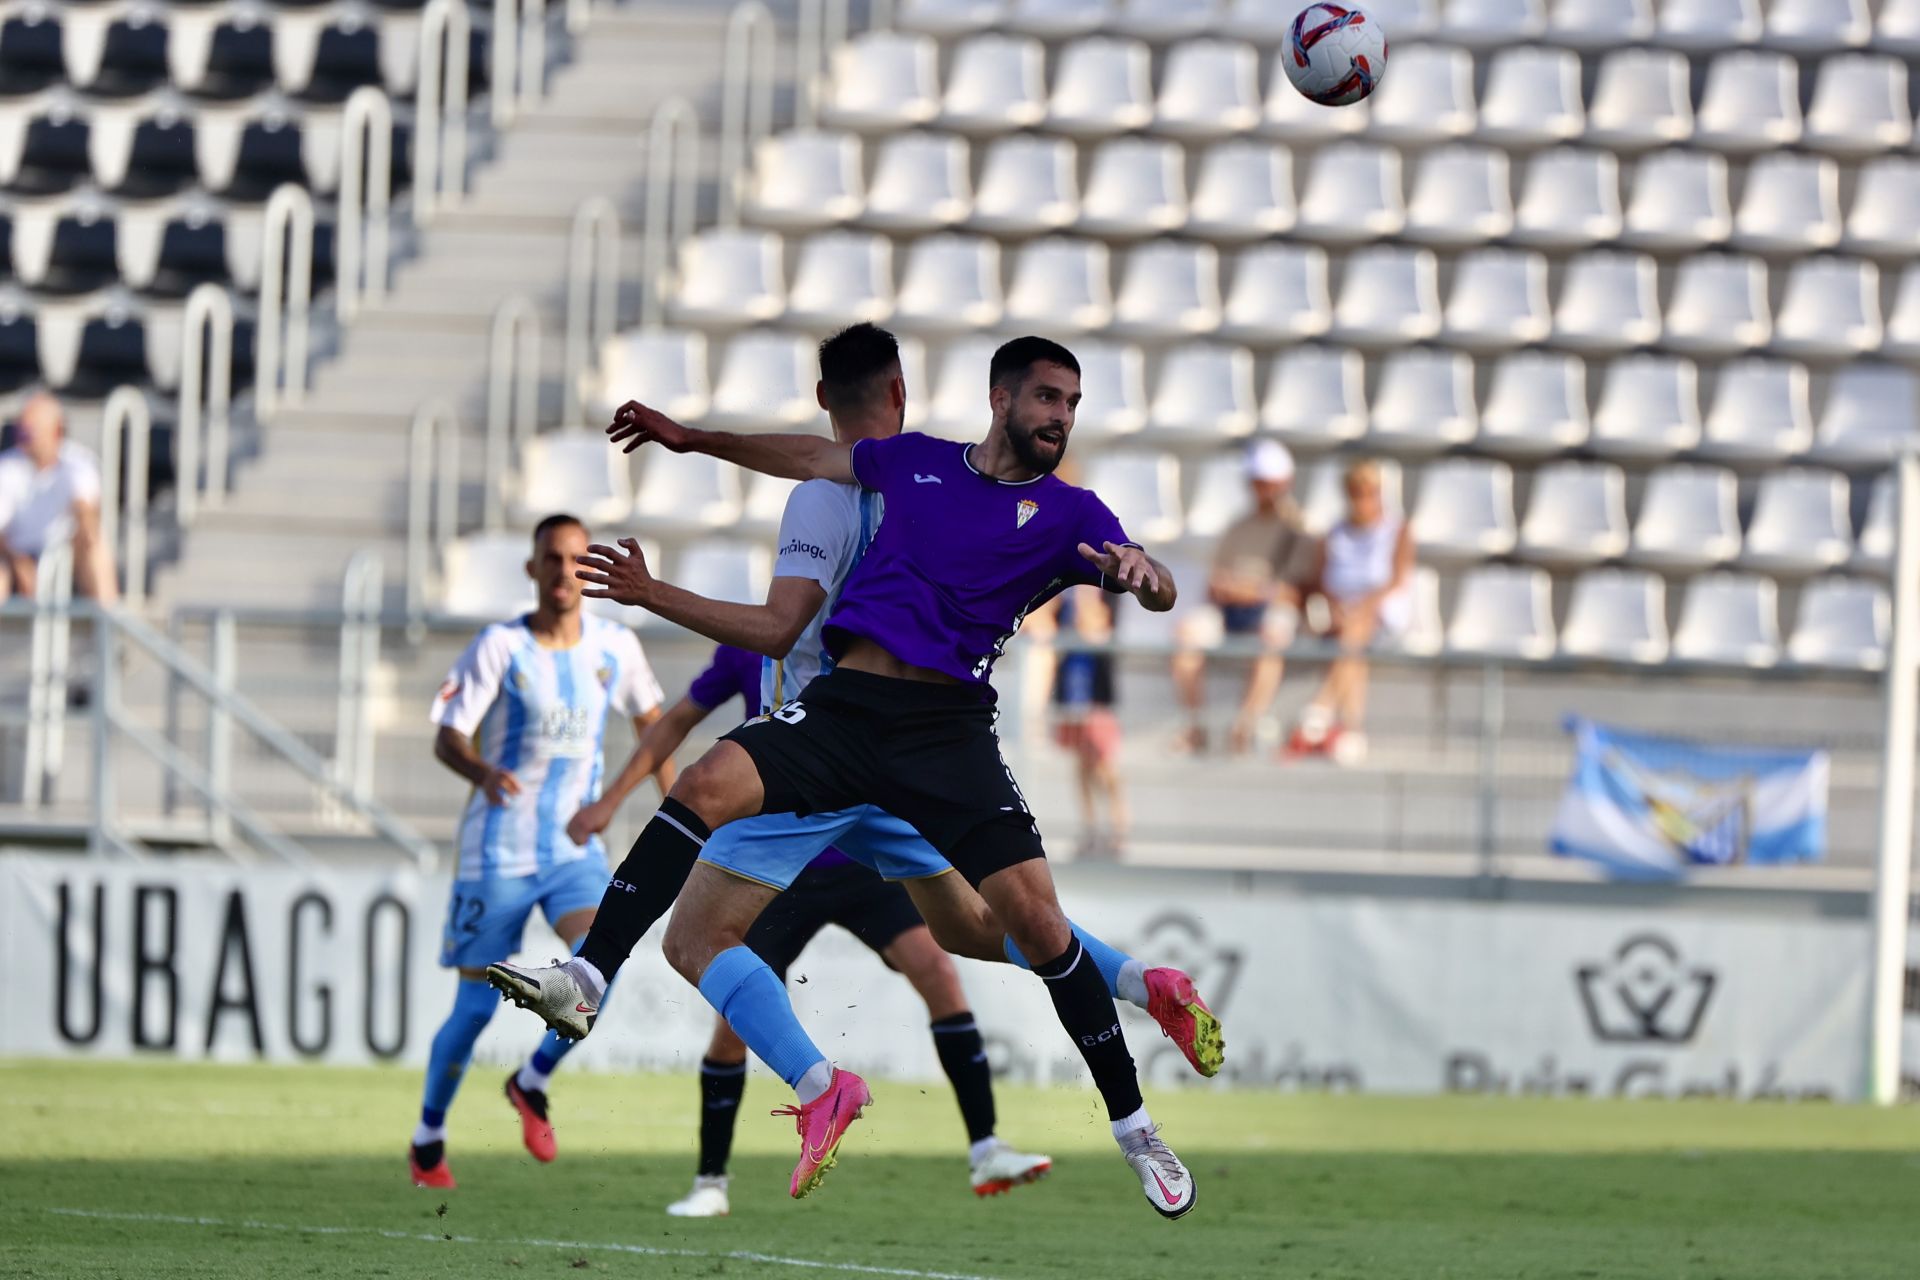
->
xmin=1078 ymin=541 xmax=1160 ymax=595
xmin=575 ymin=538 xmax=655 ymax=606
xmin=607 ymin=401 xmax=690 ymax=454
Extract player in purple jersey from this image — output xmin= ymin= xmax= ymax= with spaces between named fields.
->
xmin=492 ymin=335 xmax=1199 ymax=1219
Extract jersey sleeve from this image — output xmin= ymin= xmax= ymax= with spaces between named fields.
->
xmin=430 ymin=628 xmax=510 ymax=735
xmin=773 ymin=481 xmax=855 ymax=588
xmin=63 ymin=446 xmax=102 ymax=506
xmin=611 ymin=630 xmax=666 ymax=717
xmin=1071 ymin=490 xmax=1138 ymax=590
xmin=686 ymin=644 xmax=745 ymax=712
xmin=848 ymin=432 xmax=916 ymax=493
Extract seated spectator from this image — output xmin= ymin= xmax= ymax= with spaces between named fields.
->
xmin=1288 ymin=458 xmax=1414 ymax=765
xmin=1171 ymin=441 xmax=1316 ymax=754
xmin=1034 ymin=584 xmax=1128 ymax=857
xmin=0 ymin=392 xmax=118 ymax=604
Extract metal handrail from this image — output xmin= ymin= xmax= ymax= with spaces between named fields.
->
xmin=330 ymin=551 xmax=385 ymax=821
xmin=338 ymin=86 xmax=394 ymax=320
xmin=415 ymin=0 xmax=472 ymax=224
xmin=177 ymin=282 xmax=234 ymax=523
xmin=717 ymin=2 xmax=773 ymax=228
xmin=641 ymin=96 xmax=699 ymax=327
xmin=95 ymin=387 xmax=150 ymax=609
xmin=484 ymin=296 xmax=541 ymax=530
xmin=491 ymin=0 xmax=549 ymax=128
xmin=406 ymin=400 xmax=462 ymax=634
xmin=562 ymin=197 xmax=619 ymax=428
xmin=256 ymin=185 xmax=313 ymax=418
xmin=21 ymin=539 xmax=73 ymax=810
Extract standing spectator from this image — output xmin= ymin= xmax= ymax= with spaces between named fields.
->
xmin=1170 ymin=441 xmax=1316 ymax=754
xmin=0 ymin=392 xmax=118 ymax=604
xmin=1035 ymin=585 xmax=1129 ymax=857
xmin=1288 ymin=458 xmax=1414 ymax=765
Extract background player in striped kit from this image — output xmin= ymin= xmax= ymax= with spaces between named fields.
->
xmin=408 ymin=513 xmax=674 ymax=1188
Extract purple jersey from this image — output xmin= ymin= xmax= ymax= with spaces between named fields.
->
xmin=827 ymin=432 xmax=1131 ymax=692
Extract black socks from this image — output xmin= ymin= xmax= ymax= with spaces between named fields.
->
xmin=1034 ymin=936 xmax=1144 ymax=1123
xmin=695 ymin=1056 xmax=748 ymax=1178
xmin=578 ymin=797 xmax=711 ymax=982
xmin=930 ymin=1012 xmax=996 ymax=1144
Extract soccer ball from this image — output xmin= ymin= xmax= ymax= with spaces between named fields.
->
xmin=1283 ymin=4 xmax=1388 ymax=107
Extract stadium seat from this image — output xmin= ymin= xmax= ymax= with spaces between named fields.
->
xmin=863 ymin=133 xmax=972 ymax=232
xmin=893 ymin=233 xmax=1004 ymax=334
xmin=1852 ymin=473 xmax=1893 ymax=573
xmin=1698 ymin=357 xmax=1813 ymax=462
xmin=1154 ymin=38 xmax=1261 ymax=139
xmin=1695 ymin=53 xmax=1801 ymax=152
xmin=1511 ymin=148 xmax=1622 ymax=247
xmin=1844 ymin=158 xmax=1920 ymax=257
xmin=939 ymin=33 xmax=1046 ymax=135
xmin=969 ymin=134 xmax=1078 ymax=236
xmin=1731 ymin=153 xmax=1841 ymax=253
xmin=674 ymin=540 xmax=773 ymax=606
xmin=742 ymin=129 xmax=864 ymax=231
xmin=1476 ymin=47 xmax=1583 ymax=147
xmin=1332 ymin=245 xmax=1440 ymax=346
xmin=1586 ymin=49 xmax=1692 ymax=150
xmin=1657 ymin=0 xmax=1762 ymax=48
xmin=508 ymin=430 xmax=634 ymax=529
xmin=1008 ymin=0 xmax=1112 ymax=37
xmin=1114 ymin=0 xmax=1220 ymax=40
xmin=1071 ymin=337 xmax=1149 ymax=438
xmin=1300 ymin=454 xmax=1404 ymax=533
xmin=1221 ymin=243 xmax=1331 ymax=343
xmin=1446 ymin=564 xmax=1556 ymax=659
xmin=1519 ymin=462 xmax=1630 ymax=566
xmin=1083 ymin=452 xmax=1183 ymax=543
xmin=1803 ymin=55 xmax=1911 ymax=153
xmin=1548 ymin=0 xmax=1654 ymax=47
xmin=586 ymin=328 xmax=710 ymax=425
xmin=897 ymin=336 xmax=932 ymax=431
xmin=1478 ymin=350 xmax=1590 ymax=455
xmin=1789 ymin=576 xmax=1889 ymax=670
xmin=1622 ymin=150 xmax=1730 ymax=251
xmin=740 ymin=471 xmax=801 ymax=537
xmin=1392 ymin=565 xmax=1447 ymax=656
xmin=1590 ymin=354 xmax=1702 ymax=460
xmin=925 ymin=333 xmax=1005 ymax=437
xmin=899 ymin=0 xmax=1009 ymax=35
xmin=1260 ymin=344 xmax=1367 ymax=448
xmin=1773 ymin=257 xmax=1881 ymax=358
xmin=1261 ymin=55 xmax=1370 ymax=142
xmin=1112 ymin=241 xmax=1221 ymax=338
xmin=1004 ymin=236 xmax=1112 ymax=332
xmin=1405 ymin=145 xmax=1513 ymax=247
xmin=1632 ymin=464 xmax=1742 ymax=570
xmin=1046 ymin=36 xmax=1152 ymax=137
xmin=1878 ymin=0 xmax=1920 ymax=53
xmin=785 ymin=231 xmax=894 ymax=329
xmin=705 ymin=331 xmax=822 ymax=432
xmin=1369 ymin=347 xmax=1477 ymax=452
xmin=1560 ymin=568 xmax=1669 ymax=663
xmin=1408 ymin=456 xmax=1517 ymax=561
xmin=1188 ymin=141 xmax=1295 ymax=241
xmin=1810 ymin=364 xmax=1920 ymax=465
xmin=1672 ymin=572 xmax=1781 ymax=667
xmin=1441 ymin=246 xmax=1549 ymax=349
xmin=666 ymin=228 xmax=785 ymax=329
xmin=442 ymin=531 xmax=548 ymax=620
xmin=1552 ymin=250 xmax=1659 ymax=352
xmin=1662 ymin=254 xmax=1770 ymax=355
xmin=1741 ymin=467 xmax=1852 ymax=575
xmin=631 ymin=449 xmax=745 ymax=535
xmin=1080 ymin=137 xmax=1187 ymax=238
xmin=1766 ymin=0 xmax=1872 ymax=52
xmin=1296 ymin=143 xmax=1405 ymax=243
xmin=1366 ymin=44 xmax=1476 ymax=145
xmin=821 ymin=32 xmax=940 ymax=131
xmin=1443 ymin=0 xmax=1547 ymax=46
xmin=1147 ymin=341 xmax=1255 ymax=438
xmin=1183 ymin=452 xmax=1256 ymax=541
xmin=1884 ymin=268 xmax=1920 ymax=361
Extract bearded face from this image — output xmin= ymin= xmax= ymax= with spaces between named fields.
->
xmin=997 ymin=361 xmax=1079 ymax=475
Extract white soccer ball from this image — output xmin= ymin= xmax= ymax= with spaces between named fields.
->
xmin=1283 ymin=3 xmax=1389 ymax=107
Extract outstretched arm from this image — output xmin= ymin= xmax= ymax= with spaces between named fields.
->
xmin=607 ymin=402 xmax=853 ymax=483
xmin=566 ymin=698 xmax=707 ymax=845
xmin=576 ymin=540 xmax=830 ymax=658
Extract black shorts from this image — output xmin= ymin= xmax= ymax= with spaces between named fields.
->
xmin=744 ymin=858 xmax=925 ymax=978
xmin=723 ymin=666 xmax=1047 ymax=886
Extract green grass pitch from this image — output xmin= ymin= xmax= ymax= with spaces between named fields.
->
xmin=4 ymin=1060 xmax=1917 ymax=1279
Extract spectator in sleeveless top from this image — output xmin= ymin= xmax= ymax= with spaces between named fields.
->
xmin=1170 ymin=441 xmax=1316 ymax=754
xmin=1288 ymin=459 xmax=1414 ymax=765
xmin=1031 ymin=584 xmax=1129 ymax=857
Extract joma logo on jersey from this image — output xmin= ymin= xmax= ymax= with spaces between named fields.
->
xmin=1016 ymin=499 xmax=1039 ymax=529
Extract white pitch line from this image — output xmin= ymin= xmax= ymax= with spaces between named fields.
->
xmin=45 ymin=1208 xmax=1007 ymax=1280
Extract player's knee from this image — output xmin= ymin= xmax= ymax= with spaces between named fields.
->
xmin=668 ymin=750 xmax=754 ymax=828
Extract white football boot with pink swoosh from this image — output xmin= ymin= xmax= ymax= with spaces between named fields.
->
xmin=1121 ymin=1125 xmax=1197 ymax=1220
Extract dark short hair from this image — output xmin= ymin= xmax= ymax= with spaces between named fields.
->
xmin=818 ymin=323 xmax=901 ymax=412
xmin=531 ymin=513 xmax=585 ymax=548
xmin=989 ymin=336 xmax=1080 ymax=393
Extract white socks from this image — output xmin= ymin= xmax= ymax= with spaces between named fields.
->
xmin=516 ymin=1061 xmax=552 ymax=1094
xmin=567 ymin=956 xmax=608 ymax=1003
xmin=794 ymin=1059 xmax=835 ymax=1104
xmin=1116 ymin=959 xmax=1150 ymax=1010
xmin=1110 ymin=1106 xmax=1154 ymax=1144
xmin=412 ymin=1122 xmax=447 ymax=1147
xmin=968 ymin=1136 xmax=1001 ymax=1166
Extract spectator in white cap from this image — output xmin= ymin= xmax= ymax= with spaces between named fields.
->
xmin=0 ymin=391 xmax=118 ymax=604
xmin=1171 ymin=440 xmax=1317 ymax=754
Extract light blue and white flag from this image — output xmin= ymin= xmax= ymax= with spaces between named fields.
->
xmin=1550 ymin=716 xmax=1828 ymax=879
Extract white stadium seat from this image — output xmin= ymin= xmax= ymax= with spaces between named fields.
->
xmin=899 ymin=0 xmax=1008 ymax=35
xmin=1394 ymin=567 xmax=1447 ymax=656
xmin=1443 ymin=0 xmax=1547 ymax=46
xmin=1155 ymin=38 xmax=1262 ymax=139
xmin=1884 ymin=268 xmax=1920 ymax=361
xmin=1658 ymin=0 xmax=1762 ymax=49
xmin=1409 ymin=457 xmax=1517 ymax=560
xmin=1662 ymin=254 xmax=1771 ymax=356
xmin=1672 ymin=572 xmax=1781 ymax=668
xmin=443 ymin=532 xmax=555 ymax=620
xmin=864 ymin=133 xmax=973 ymax=232
xmin=1591 ymin=354 xmax=1702 ymax=460
xmin=512 ymin=430 xmax=634 ymax=529
xmin=1072 ymin=338 xmax=1150 ymax=438
xmin=1853 ymin=473 xmax=1895 ymax=573
xmin=1262 ymin=55 xmax=1371 ymax=141
xmin=1189 ymin=141 xmax=1296 ymax=241
xmin=1081 ymin=138 xmax=1188 ymax=238
xmin=1623 ymin=150 xmax=1731 ymax=251
xmin=1731 ymin=153 xmax=1842 ymax=253
xmin=1741 ymin=468 xmax=1853 ymax=575
xmin=1446 ymin=564 xmax=1556 ymax=660
xmin=667 ymin=228 xmax=785 ymax=329
xmin=741 ymin=472 xmax=800 ymax=536
xmin=940 ymin=34 xmax=1047 ymax=134
xmin=1803 ymin=55 xmax=1911 ymax=153
xmin=585 ymin=328 xmax=710 ymax=425
xmin=1148 ymin=341 xmax=1257 ymax=438
xmin=925 ymin=334 xmax=1006 ymax=437
xmin=822 ymin=32 xmax=941 ymax=131
xmin=1333 ymin=245 xmax=1441 ymax=346
xmin=1477 ymin=47 xmax=1584 ymax=147
xmin=1260 ymin=345 xmax=1368 ymax=448
xmin=676 ymin=541 xmax=773 ymax=606
xmin=1047 ymin=36 xmax=1154 ymax=137
xmin=898 ymin=338 xmax=932 ymax=431
xmin=1442 ymin=247 xmax=1550 ymax=350
xmin=970 ymin=134 xmax=1079 ymax=236
xmin=706 ymin=331 xmax=823 ymax=432
xmin=1766 ymin=0 xmax=1872 ymax=53
xmin=894 ymin=234 xmax=1003 ymax=335
xmin=1405 ymin=145 xmax=1514 ymax=247
xmin=743 ymin=130 xmax=864 ymax=231
xmin=1879 ymin=0 xmax=1920 ymax=53
xmin=1789 ymin=577 xmax=1889 ymax=670
xmin=1810 ymin=365 xmax=1920 ymax=466
xmin=1478 ymin=351 xmax=1590 ymax=456
xmin=1083 ymin=453 xmax=1184 ymax=543
xmin=1301 ymin=456 xmax=1405 ymax=533
xmin=1552 ymin=250 xmax=1660 ymax=352
xmin=1512 ymin=148 xmax=1622 ymax=248
xmin=1845 ymin=159 xmax=1920 ymax=257
xmin=1549 ymin=0 xmax=1654 ymax=48
xmin=1519 ymin=462 xmax=1630 ymax=567
xmin=1586 ymin=50 xmax=1693 ymax=150
xmin=1297 ymin=143 xmax=1406 ymax=243
xmin=1632 ymin=464 xmax=1742 ymax=570
xmin=1695 ymin=53 xmax=1802 ymax=152
xmin=1115 ymin=0 xmax=1220 ymax=40
xmin=1560 ymin=569 xmax=1669 ymax=664
xmin=632 ymin=450 xmax=745 ymax=534
xmin=1113 ymin=242 xmax=1222 ymax=339
xmin=1698 ymin=357 xmax=1813 ymax=462
xmin=785 ymin=231 xmax=894 ymax=329
xmin=1004 ymin=237 xmax=1113 ymax=333
xmin=1367 ymin=44 xmax=1477 ymax=145
xmin=1184 ymin=453 xmax=1257 ymax=541
xmin=1008 ymin=0 xmax=1112 ymax=37
xmin=1369 ymin=348 xmax=1478 ymax=452
xmin=1222 ymin=243 xmax=1332 ymax=343
xmin=1772 ymin=257 xmax=1882 ymax=358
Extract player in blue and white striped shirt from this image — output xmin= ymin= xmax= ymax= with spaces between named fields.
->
xmin=408 ymin=513 xmax=672 ymax=1189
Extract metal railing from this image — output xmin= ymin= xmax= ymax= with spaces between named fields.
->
xmin=641 ymin=96 xmax=700 ymax=327
xmin=484 ymin=296 xmax=542 ymax=531
xmin=415 ymin=0 xmax=472 ymax=224
xmin=491 ymin=0 xmax=549 ymax=128
xmin=562 ymin=197 xmax=620 ymax=429
xmin=95 ymin=389 xmax=150 ymax=610
xmin=716 ymin=2 xmax=773 ymax=229
xmin=256 ymin=183 xmax=314 ymax=418
xmin=405 ymin=400 xmax=463 ymax=634
xmin=176 ymin=282 xmax=234 ymax=522
xmin=337 ymin=86 xmax=394 ymax=321
xmin=20 ymin=541 xmax=75 ymax=809
xmin=328 ymin=550 xmax=385 ymax=822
